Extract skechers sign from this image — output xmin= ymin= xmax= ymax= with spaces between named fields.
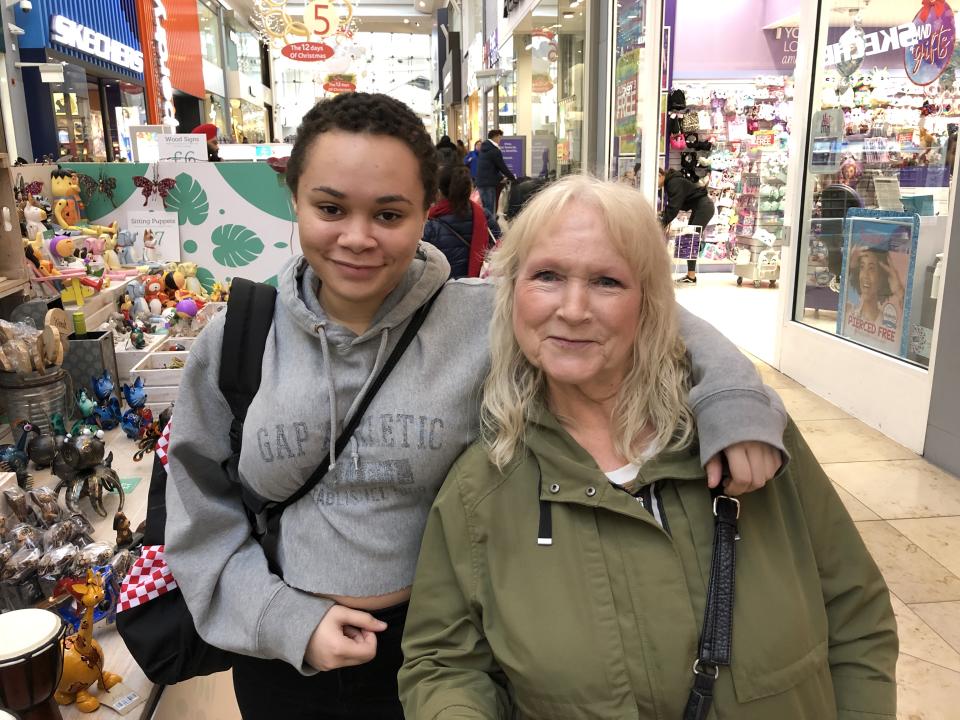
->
xmin=50 ymin=15 xmax=144 ymax=73
xmin=823 ymin=23 xmax=923 ymax=68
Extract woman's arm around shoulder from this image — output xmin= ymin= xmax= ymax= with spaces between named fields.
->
xmin=164 ymin=312 xmax=334 ymax=674
xmin=676 ymin=307 xmax=787 ymax=492
xmin=787 ymin=420 xmax=898 ymax=719
xmin=400 ymin=449 xmax=512 ymax=720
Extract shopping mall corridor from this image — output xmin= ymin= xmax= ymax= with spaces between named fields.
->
xmin=746 ymin=352 xmax=960 ymax=719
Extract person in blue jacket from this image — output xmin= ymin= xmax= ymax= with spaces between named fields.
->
xmin=423 ymin=164 xmax=501 ymax=278
xmin=464 ymin=140 xmax=481 ymax=181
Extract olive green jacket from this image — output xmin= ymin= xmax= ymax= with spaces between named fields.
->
xmin=399 ymin=415 xmax=898 ymax=719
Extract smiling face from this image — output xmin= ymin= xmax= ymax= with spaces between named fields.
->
xmin=512 ymin=202 xmax=642 ymax=400
xmin=292 ymin=130 xmax=428 ymax=331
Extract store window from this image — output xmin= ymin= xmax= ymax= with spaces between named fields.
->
xmin=198 ymin=0 xmax=223 ymax=68
xmin=50 ymin=64 xmax=94 ymax=161
xmin=794 ymin=1 xmax=957 ymax=368
xmin=230 ymin=98 xmax=266 ymax=143
xmin=510 ymin=0 xmax=588 ymax=179
xmin=610 ymin=0 xmax=647 ymax=182
xmin=204 ymin=93 xmax=228 ymax=137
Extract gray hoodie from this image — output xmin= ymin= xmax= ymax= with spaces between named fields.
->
xmin=165 ymin=243 xmax=787 ymax=674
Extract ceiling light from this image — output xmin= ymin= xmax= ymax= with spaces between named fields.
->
xmin=403 ymin=17 xmax=410 ymax=23
xmin=418 ymin=0 xmax=426 ymax=6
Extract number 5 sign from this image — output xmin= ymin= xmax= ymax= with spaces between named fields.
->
xmin=304 ymin=0 xmax=353 ymax=39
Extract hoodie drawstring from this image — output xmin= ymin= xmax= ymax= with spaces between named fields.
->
xmin=317 ymin=324 xmax=339 ymax=472
xmin=318 ymin=326 xmax=391 ymax=474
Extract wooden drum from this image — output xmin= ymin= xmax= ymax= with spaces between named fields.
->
xmin=0 ymin=609 xmax=66 ymax=720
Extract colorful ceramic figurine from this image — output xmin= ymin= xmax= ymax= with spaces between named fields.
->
xmin=24 ymin=199 xmax=47 ymax=239
xmin=101 ymin=234 xmax=121 ymax=270
xmin=142 ymin=274 xmax=165 ymax=315
xmin=179 ymin=261 xmax=206 ymax=298
xmin=115 ymin=229 xmax=137 ymax=266
xmin=0 ymin=427 xmax=32 ymax=488
xmin=76 ymin=389 xmax=98 ymax=426
xmin=142 ymin=229 xmax=160 ymax=263
xmin=54 ymin=569 xmax=123 ymax=712
xmin=130 ymin=325 xmax=146 ymax=350
xmin=121 ymin=377 xmax=150 ymax=439
xmin=82 ymin=235 xmax=106 ymax=265
xmin=90 ymin=371 xmax=122 ymax=431
xmin=48 ymin=234 xmax=76 ymax=264
xmin=127 ymin=279 xmax=149 ymax=319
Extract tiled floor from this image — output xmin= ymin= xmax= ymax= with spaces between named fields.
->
xmin=744 ymin=351 xmax=960 ymax=720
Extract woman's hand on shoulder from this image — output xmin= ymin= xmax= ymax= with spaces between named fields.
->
xmin=705 ymin=441 xmax=783 ymax=496
xmin=305 ymin=605 xmax=387 ymax=671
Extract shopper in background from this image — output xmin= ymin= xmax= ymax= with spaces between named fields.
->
xmin=476 ymin=128 xmax=516 ymax=216
xmin=435 ymin=135 xmax=460 ymax=167
xmin=456 ymin=139 xmax=467 ymax=156
xmin=464 ymin=140 xmax=482 ymax=181
xmin=400 ymin=175 xmax=898 ymax=720
xmin=165 ymin=92 xmax=788 ymax=720
xmin=423 ymin=164 xmax=500 ymax=279
xmin=659 ymin=167 xmax=715 ymax=284
xmin=192 ymin=123 xmax=222 ymax=162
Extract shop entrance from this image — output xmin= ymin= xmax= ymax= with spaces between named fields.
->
xmin=656 ymin=0 xmax=800 ymax=363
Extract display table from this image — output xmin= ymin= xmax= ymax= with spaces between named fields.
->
xmin=25 ymin=428 xmax=161 ymax=719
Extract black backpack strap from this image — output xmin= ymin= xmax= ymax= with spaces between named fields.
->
xmin=219 ymin=278 xmax=278 ymax=451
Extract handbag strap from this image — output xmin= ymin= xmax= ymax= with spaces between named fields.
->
xmin=433 ymin=217 xmax=472 ymax=250
xmin=683 ymin=487 xmax=739 ymax=720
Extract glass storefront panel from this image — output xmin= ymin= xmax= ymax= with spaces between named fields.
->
xmin=204 ymin=93 xmax=228 ymax=138
xmin=794 ymin=1 xmax=957 ymax=368
xmin=509 ymin=0 xmax=587 ymax=179
xmin=610 ymin=0 xmax=647 ymax=182
xmin=50 ymin=64 xmax=94 ymax=161
xmin=198 ymin=0 xmax=223 ymax=68
xmin=230 ymin=98 xmax=266 ymax=143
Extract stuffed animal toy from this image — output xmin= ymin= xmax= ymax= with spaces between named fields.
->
xmin=142 ymin=274 xmax=165 ymax=316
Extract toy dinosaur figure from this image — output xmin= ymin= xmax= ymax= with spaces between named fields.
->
xmin=54 ymin=569 xmax=123 ymax=712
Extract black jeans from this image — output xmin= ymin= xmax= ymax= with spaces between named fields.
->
xmin=686 ymin=197 xmax=716 ymax=273
xmin=231 ymin=603 xmax=407 ymax=720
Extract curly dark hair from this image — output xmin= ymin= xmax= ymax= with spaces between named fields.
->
xmin=849 ymin=247 xmax=892 ymax=301
xmin=285 ymin=92 xmax=438 ymax=209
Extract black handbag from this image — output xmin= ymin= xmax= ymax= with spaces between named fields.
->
xmin=117 ymin=279 xmax=441 ymax=685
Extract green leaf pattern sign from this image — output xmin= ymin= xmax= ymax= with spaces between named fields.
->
xmin=61 ymin=162 xmax=298 ymax=284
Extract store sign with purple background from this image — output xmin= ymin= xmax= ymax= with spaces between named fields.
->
xmin=499 ymin=136 xmax=526 ymax=178
xmin=905 ymin=0 xmax=956 ymax=85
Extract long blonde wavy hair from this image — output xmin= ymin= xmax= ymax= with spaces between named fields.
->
xmin=481 ymin=174 xmax=695 ymax=469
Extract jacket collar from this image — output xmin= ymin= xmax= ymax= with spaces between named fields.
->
xmin=524 ymin=409 xmax=706 ymax=495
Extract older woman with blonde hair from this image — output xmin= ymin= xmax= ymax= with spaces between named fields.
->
xmin=399 ymin=175 xmax=897 ymax=720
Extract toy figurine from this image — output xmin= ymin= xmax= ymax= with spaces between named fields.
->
xmin=113 ymin=511 xmax=133 ymax=548
xmin=0 ymin=427 xmax=32 ymax=488
xmin=101 ymin=233 xmax=121 ymax=270
xmin=76 ymin=389 xmax=98 ymax=426
xmin=53 ymin=429 xmax=125 ymax=517
xmin=127 ymin=278 xmax=150 ymax=319
xmin=142 ymin=229 xmax=160 ymax=263
xmin=121 ymin=377 xmax=149 ymax=439
xmin=54 ymin=569 xmax=124 ymax=712
xmin=48 ymin=234 xmax=76 ymax=264
xmin=115 ymin=229 xmax=136 ymax=266
xmin=24 ymin=199 xmax=47 ymax=240
xmin=90 ymin=371 xmax=122 ymax=431
xmin=130 ymin=325 xmax=146 ymax=350
xmin=18 ymin=420 xmax=57 ymax=469
xmin=179 ymin=261 xmax=206 ymax=298
xmin=82 ymin=234 xmax=106 ymax=265
xmin=142 ymin=274 xmax=165 ymax=315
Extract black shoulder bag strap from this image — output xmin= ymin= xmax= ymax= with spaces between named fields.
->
xmin=433 ymin=217 xmax=473 ymax=250
xmin=226 ymin=283 xmax=444 ymax=572
xmin=683 ymin=487 xmax=739 ymax=720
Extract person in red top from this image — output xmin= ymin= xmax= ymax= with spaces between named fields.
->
xmin=422 ymin=164 xmax=501 ymax=278
xmin=192 ymin=123 xmax=222 ymax=162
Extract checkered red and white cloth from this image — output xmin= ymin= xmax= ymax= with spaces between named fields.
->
xmin=155 ymin=418 xmax=171 ymax=467
xmin=118 ymin=544 xmax=178 ymax=612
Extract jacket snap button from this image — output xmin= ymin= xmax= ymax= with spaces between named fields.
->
xmin=585 ymin=487 xmax=597 ymax=497
xmin=549 ymin=483 xmax=560 ymax=493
